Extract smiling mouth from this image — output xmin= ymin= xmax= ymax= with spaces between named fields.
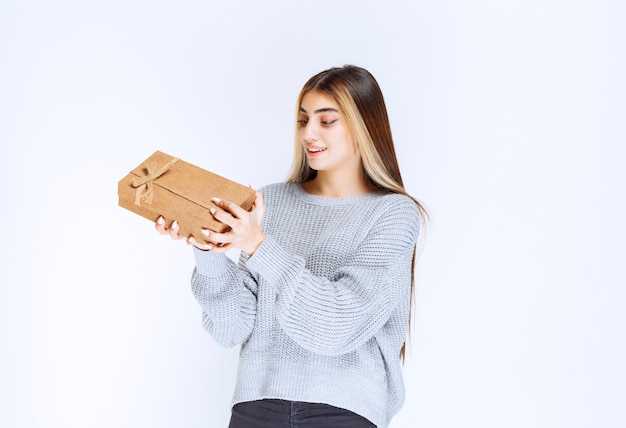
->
xmin=307 ymin=147 xmax=327 ymax=154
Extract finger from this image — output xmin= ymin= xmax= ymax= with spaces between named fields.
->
xmin=187 ymin=235 xmax=213 ymax=251
xmin=201 ymin=229 xmax=233 ymax=247
xmin=203 ymin=242 xmax=231 ymax=253
xmin=252 ymin=191 xmax=265 ymax=217
xmin=155 ymin=216 xmax=168 ymax=234
xmin=212 ymin=197 xmax=247 ymax=219
xmin=169 ymin=220 xmax=185 ymax=240
xmin=209 ymin=206 xmax=236 ymax=229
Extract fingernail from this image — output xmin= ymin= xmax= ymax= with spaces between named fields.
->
xmin=201 ymin=229 xmax=210 ymax=237
xmin=157 ymin=216 xmax=164 ymax=225
xmin=172 ymin=220 xmax=178 ymax=229
xmin=211 ymin=197 xmax=221 ymax=203
xmin=209 ymin=208 xmax=216 ymax=215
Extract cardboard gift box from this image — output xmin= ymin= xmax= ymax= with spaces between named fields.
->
xmin=118 ymin=150 xmax=256 ymax=242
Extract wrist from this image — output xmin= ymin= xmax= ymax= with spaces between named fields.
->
xmin=246 ymin=233 xmax=266 ymax=256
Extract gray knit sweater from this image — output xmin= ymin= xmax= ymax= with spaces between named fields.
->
xmin=191 ymin=182 xmax=421 ymax=427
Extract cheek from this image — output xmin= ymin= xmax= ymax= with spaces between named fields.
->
xmin=338 ymin=130 xmax=357 ymax=154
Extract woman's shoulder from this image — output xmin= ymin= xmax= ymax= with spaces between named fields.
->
xmin=370 ymin=192 xmax=423 ymax=232
xmin=375 ymin=191 xmax=421 ymax=214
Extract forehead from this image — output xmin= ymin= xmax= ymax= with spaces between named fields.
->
xmin=300 ymin=90 xmax=340 ymax=112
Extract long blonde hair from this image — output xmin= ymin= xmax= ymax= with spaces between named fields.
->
xmin=287 ymin=65 xmax=428 ymax=360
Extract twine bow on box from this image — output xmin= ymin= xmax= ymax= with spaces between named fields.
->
xmin=131 ymin=157 xmax=180 ymax=205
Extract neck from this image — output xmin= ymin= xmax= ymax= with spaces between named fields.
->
xmin=303 ymin=170 xmax=374 ymax=198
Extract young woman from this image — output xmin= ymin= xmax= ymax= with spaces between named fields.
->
xmin=156 ymin=65 xmax=427 ymax=428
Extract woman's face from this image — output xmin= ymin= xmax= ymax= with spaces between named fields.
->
xmin=297 ymin=90 xmax=360 ymax=176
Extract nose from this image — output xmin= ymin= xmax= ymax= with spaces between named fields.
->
xmin=303 ymin=123 xmax=318 ymax=143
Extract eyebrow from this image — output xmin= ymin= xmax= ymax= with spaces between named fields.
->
xmin=299 ymin=106 xmax=339 ymax=114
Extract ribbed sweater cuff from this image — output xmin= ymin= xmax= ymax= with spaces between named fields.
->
xmin=192 ymin=246 xmax=232 ymax=278
xmin=245 ymin=236 xmax=301 ymax=287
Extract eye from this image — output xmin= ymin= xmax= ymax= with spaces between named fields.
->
xmin=321 ymin=119 xmax=338 ymax=126
xmin=297 ymin=119 xmax=308 ymax=126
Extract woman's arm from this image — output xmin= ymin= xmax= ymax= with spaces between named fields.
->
xmin=191 ymin=250 xmax=258 ymax=348
xmin=154 ymin=191 xmax=266 ymax=348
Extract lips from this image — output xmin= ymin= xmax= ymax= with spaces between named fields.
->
xmin=307 ymin=146 xmax=327 ymax=156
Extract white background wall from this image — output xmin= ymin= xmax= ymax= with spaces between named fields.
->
xmin=1 ymin=0 xmax=624 ymax=427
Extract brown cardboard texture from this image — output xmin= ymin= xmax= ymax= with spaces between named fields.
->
xmin=118 ymin=151 xmax=256 ymax=242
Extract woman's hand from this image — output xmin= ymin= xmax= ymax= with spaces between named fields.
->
xmin=154 ymin=191 xmax=265 ymax=255
xmin=203 ymin=191 xmax=266 ymax=255
xmin=155 ymin=216 xmax=213 ymax=251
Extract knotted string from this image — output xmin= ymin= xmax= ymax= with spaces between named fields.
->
xmin=132 ymin=157 xmax=180 ymax=205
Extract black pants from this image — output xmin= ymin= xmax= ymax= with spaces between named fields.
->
xmin=228 ymin=399 xmax=376 ymax=427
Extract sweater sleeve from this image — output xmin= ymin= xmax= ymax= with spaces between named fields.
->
xmin=191 ymin=248 xmax=258 ymax=348
xmin=244 ymin=196 xmax=421 ymax=356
